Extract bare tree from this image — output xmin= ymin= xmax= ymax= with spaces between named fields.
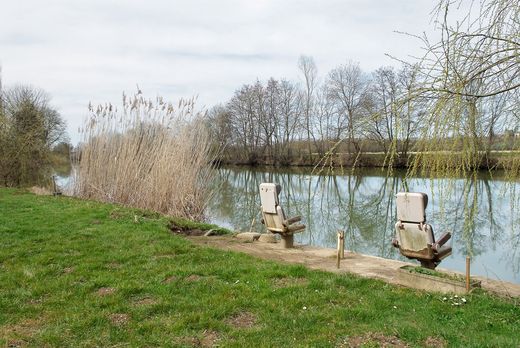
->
xmin=298 ymin=55 xmax=318 ymax=158
xmin=326 ymin=61 xmax=369 ymax=152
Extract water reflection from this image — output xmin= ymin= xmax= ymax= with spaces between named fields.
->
xmin=207 ymin=166 xmax=520 ymax=284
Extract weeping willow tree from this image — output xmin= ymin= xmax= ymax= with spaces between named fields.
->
xmin=401 ymin=0 xmax=519 ymax=178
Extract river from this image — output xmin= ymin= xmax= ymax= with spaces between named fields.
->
xmin=207 ymin=166 xmax=520 ymax=284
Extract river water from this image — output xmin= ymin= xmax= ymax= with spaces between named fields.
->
xmin=207 ymin=166 xmax=520 ymax=284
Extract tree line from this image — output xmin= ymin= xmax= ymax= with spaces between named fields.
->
xmin=206 ymin=0 xmax=519 ymax=171
xmin=206 ymin=59 xmax=429 ymax=167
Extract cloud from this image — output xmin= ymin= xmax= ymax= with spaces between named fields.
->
xmin=0 ymin=0 xmax=443 ymax=143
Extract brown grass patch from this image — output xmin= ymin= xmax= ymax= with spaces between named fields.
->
xmin=29 ymin=186 xmax=51 ymax=196
xmin=337 ymin=332 xmax=409 ymax=347
xmin=225 ymin=311 xmax=257 ymax=329
xmin=0 ymin=318 xmax=43 ymax=343
xmin=62 ymin=267 xmax=74 ymax=274
xmin=96 ymin=287 xmax=116 ymax=296
xmin=109 ymin=313 xmax=130 ymax=327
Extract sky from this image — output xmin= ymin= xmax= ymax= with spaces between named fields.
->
xmin=0 ymin=0 xmax=444 ymax=143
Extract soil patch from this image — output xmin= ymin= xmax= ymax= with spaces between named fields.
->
xmin=185 ymin=274 xmax=202 ymax=282
xmin=337 ymin=332 xmax=409 ymax=347
xmin=225 ymin=311 xmax=257 ymax=329
xmin=154 ymin=253 xmax=176 ymax=259
xmin=168 ymin=222 xmax=206 ymax=236
xmin=96 ymin=287 xmax=116 ymax=296
xmin=62 ymin=267 xmax=74 ymax=274
xmin=6 ymin=339 xmax=27 ymax=347
xmin=106 ymin=262 xmax=122 ymax=270
xmin=424 ymin=336 xmax=447 ymax=348
xmin=109 ymin=313 xmax=129 ymax=326
xmin=163 ymin=275 xmax=178 ymax=284
xmin=132 ymin=297 xmax=157 ymax=306
xmin=272 ymin=277 xmax=308 ymax=288
xmin=200 ymin=330 xmax=221 ymax=347
xmin=177 ymin=330 xmax=220 ymax=347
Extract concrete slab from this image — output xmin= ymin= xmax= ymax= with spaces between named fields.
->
xmin=190 ymin=235 xmax=520 ymax=298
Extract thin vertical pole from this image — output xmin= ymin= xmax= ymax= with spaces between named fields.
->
xmin=336 ymin=231 xmax=341 ymax=269
xmin=340 ymin=230 xmax=345 ymax=259
xmin=466 ymin=256 xmax=471 ymax=292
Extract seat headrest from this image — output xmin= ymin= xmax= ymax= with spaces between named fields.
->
xmin=396 ymin=192 xmax=428 ymax=223
xmin=259 ymin=183 xmax=280 ymax=214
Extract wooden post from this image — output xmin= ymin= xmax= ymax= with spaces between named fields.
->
xmin=340 ymin=230 xmax=345 ymax=259
xmin=336 ymin=231 xmax=342 ymax=268
xmin=466 ymin=256 xmax=471 ymax=292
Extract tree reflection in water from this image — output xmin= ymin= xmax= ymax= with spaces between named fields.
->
xmin=207 ymin=166 xmax=520 ymax=284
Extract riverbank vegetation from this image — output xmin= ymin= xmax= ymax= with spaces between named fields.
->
xmin=1 ymin=189 xmax=519 ymax=347
xmin=0 ymin=79 xmax=69 ymax=186
xmin=71 ymin=91 xmax=216 ymax=220
xmin=207 ymin=0 xmax=519 ymax=175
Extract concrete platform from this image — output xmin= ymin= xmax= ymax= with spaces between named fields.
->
xmin=190 ymin=235 xmax=520 ymax=298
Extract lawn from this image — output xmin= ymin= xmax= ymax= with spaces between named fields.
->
xmin=0 ymin=188 xmax=519 ymax=347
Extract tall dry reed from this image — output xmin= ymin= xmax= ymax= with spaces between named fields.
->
xmin=71 ymin=91 xmax=216 ymax=220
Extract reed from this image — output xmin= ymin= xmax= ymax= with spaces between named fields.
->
xmin=71 ymin=91 xmax=216 ymax=220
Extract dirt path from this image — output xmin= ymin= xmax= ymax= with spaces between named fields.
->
xmin=190 ymin=235 xmax=520 ymax=298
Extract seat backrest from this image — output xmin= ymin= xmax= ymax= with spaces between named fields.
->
xmin=260 ymin=183 xmax=286 ymax=232
xmin=260 ymin=183 xmax=280 ymax=214
xmin=396 ymin=192 xmax=428 ymax=223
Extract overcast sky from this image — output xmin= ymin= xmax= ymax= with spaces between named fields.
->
xmin=0 ymin=0 xmax=443 ymax=143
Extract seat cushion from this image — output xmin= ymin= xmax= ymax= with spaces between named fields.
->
xmin=395 ymin=222 xmax=435 ymax=259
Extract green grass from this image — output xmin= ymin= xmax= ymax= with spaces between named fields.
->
xmin=402 ymin=266 xmax=481 ymax=285
xmin=1 ymin=189 xmax=519 ymax=347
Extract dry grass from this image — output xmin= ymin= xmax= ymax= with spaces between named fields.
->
xmin=71 ymin=91 xmax=216 ymax=220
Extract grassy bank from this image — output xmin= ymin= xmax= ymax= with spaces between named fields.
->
xmin=1 ymin=189 xmax=519 ymax=347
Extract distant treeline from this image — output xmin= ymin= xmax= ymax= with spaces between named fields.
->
xmin=205 ymin=57 xmax=519 ymax=169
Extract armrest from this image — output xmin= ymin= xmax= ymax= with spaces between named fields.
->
xmin=287 ymin=223 xmax=305 ymax=233
xmin=283 ymin=216 xmax=301 ymax=226
xmin=434 ymin=231 xmax=452 ymax=248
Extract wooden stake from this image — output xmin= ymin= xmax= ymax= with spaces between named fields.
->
xmin=466 ymin=256 xmax=471 ymax=292
xmin=340 ymin=230 xmax=345 ymax=259
xmin=336 ymin=231 xmax=341 ymax=269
